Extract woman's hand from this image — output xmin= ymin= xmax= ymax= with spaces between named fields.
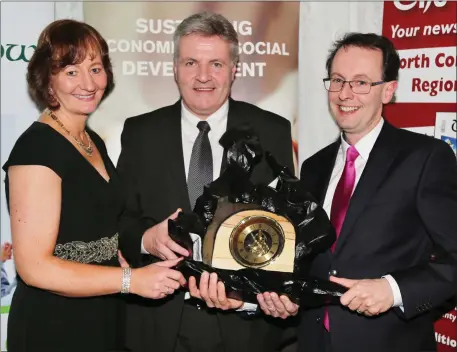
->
xmin=130 ymin=257 xmax=187 ymax=299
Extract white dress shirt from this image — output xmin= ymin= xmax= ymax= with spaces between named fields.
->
xmin=181 ymin=101 xmax=228 ymax=181
xmin=141 ymin=100 xmax=228 ymax=255
xmin=322 ymin=118 xmax=403 ymax=309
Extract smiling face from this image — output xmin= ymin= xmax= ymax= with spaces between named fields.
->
xmin=174 ymin=34 xmax=236 ymax=119
xmin=50 ymin=54 xmax=107 ymax=118
xmin=328 ymin=46 xmax=397 ymax=144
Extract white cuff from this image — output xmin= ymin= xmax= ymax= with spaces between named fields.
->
xmin=189 ymin=233 xmax=202 ymax=262
xmin=236 ymin=302 xmax=258 ymax=312
xmin=141 ymin=237 xmax=150 ymax=254
xmin=382 ymin=275 xmax=404 ymax=311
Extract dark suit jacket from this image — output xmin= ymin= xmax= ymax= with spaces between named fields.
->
xmin=298 ymin=121 xmax=457 ymax=352
xmin=117 ymin=98 xmax=294 ymax=352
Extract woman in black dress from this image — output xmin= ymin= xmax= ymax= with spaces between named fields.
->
xmin=2 ymin=19 xmax=186 ymax=352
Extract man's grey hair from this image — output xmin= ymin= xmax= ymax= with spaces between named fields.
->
xmin=173 ymin=12 xmax=239 ymax=65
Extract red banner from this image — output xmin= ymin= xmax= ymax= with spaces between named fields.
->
xmin=383 ymin=0 xmax=456 ymax=49
xmin=382 ymin=0 xmax=456 ymax=129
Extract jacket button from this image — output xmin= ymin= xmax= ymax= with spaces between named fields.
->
xmin=329 ymin=270 xmax=338 ymax=276
xmin=316 ymin=317 xmax=321 ymax=323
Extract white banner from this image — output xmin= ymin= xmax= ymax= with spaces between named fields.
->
xmin=397 ymin=47 xmax=457 ymax=103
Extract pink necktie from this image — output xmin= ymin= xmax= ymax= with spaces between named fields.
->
xmin=324 ymin=145 xmax=359 ymax=331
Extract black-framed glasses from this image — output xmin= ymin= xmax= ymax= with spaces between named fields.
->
xmin=323 ymin=78 xmax=384 ymax=94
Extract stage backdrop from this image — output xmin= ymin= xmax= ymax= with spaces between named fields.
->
xmin=382 ymin=1 xmax=457 ymax=351
xmin=82 ymin=1 xmax=299 ymax=167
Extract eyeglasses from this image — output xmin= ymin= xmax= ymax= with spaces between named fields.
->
xmin=323 ymin=78 xmax=384 ymax=94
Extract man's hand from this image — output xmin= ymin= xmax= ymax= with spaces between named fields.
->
xmin=1 ymin=242 xmax=12 ymax=263
xmin=330 ymin=276 xmax=394 ymax=316
xmin=188 ymin=272 xmax=243 ymax=310
xmin=118 ymin=250 xmax=129 ymax=268
xmin=257 ymin=292 xmax=299 ymax=319
xmin=142 ymin=209 xmax=190 ymax=260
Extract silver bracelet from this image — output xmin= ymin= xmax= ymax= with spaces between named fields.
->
xmin=121 ymin=267 xmax=132 ymax=294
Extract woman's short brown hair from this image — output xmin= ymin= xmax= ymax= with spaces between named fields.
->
xmin=27 ymin=19 xmax=114 ymax=110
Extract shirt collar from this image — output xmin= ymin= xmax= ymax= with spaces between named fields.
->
xmin=181 ymin=100 xmax=229 ymax=128
xmin=340 ymin=118 xmax=384 ymax=161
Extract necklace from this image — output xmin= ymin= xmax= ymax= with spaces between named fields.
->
xmin=46 ymin=109 xmax=93 ymax=157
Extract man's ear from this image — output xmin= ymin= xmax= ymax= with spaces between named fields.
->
xmin=173 ymin=62 xmax=178 ymax=83
xmin=382 ymin=80 xmax=398 ymax=104
xmin=231 ymin=62 xmax=237 ymax=82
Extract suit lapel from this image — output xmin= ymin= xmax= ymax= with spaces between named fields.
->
xmin=311 ymin=141 xmax=339 ymax=262
xmin=333 ymin=122 xmax=399 ymax=255
xmin=226 ymin=98 xmax=248 ymax=128
xmin=163 ymin=101 xmax=192 ymax=213
xmin=315 ymin=141 xmax=340 ymax=205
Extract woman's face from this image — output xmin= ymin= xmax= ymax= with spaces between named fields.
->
xmin=50 ymin=53 xmax=107 ymax=117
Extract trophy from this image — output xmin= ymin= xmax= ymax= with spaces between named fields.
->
xmin=169 ymin=125 xmax=346 ymax=306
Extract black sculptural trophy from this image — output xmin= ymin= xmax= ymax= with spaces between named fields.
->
xmin=169 ymin=125 xmax=347 ymax=306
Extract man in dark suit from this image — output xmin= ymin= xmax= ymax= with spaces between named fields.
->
xmin=117 ymin=12 xmax=294 ymax=352
xmin=257 ymin=33 xmax=457 ymax=352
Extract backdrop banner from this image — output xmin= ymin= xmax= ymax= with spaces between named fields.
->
xmin=82 ymin=1 xmax=299 ymax=167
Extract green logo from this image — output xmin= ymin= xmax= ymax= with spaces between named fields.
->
xmin=0 ymin=44 xmax=36 ymax=62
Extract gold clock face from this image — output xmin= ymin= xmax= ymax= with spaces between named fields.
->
xmin=229 ymin=215 xmax=285 ymax=268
